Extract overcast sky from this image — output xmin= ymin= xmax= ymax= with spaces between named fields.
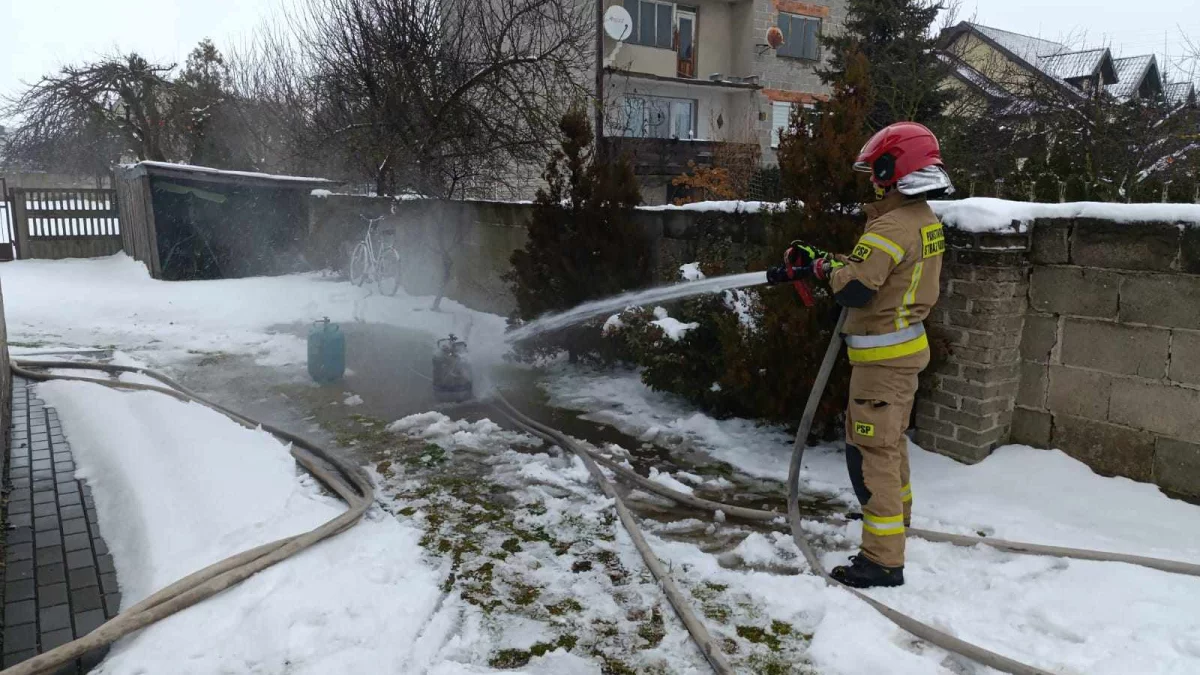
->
xmin=0 ymin=0 xmax=1197 ymax=111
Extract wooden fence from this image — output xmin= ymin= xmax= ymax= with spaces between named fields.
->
xmin=0 ymin=179 xmax=12 ymax=261
xmin=8 ymin=188 xmax=124 ymax=260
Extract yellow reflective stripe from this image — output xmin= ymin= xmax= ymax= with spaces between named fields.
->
xmin=846 ymin=332 xmax=929 ymax=363
xmin=863 ymin=512 xmax=905 ymax=536
xmin=895 ymin=261 xmax=925 ymax=330
xmin=901 ymin=483 xmax=913 ymax=503
xmin=858 ymin=233 xmax=905 ymax=264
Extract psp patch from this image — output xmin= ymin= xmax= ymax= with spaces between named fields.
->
xmin=849 ymin=243 xmax=873 ymax=263
xmin=921 ymin=223 xmax=946 ymax=258
xmin=854 ymin=421 xmax=876 ymax=438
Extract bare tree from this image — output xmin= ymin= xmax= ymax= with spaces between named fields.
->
xmin=234 ymin=0 xmax=592 ymax=199
xmin=3 ymin=53 xmax=177 ymax=168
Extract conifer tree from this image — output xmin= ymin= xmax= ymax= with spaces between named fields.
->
xmin=507 ymin=109 xmax=650 ymax=359
xmin=820 ymin=0 xmax=952 ymax=129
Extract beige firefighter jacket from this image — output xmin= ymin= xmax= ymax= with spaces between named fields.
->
xmin=829 ymin=191 xmax=945 ymax=365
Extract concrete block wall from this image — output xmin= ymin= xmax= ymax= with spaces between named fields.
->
xmin=916 ymin=214 xmax=1200 ymax=500
xmin=1013 ymin=218 xmax=1200 ymax=500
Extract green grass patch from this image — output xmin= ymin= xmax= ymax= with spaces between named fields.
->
xmin=737 ymin=624 xmax=781 ymax=651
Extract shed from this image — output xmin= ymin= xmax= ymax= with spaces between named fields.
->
xmin=114 ymin=162 xmax=339 ymax=280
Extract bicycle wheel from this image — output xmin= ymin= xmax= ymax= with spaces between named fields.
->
xmin=376 ymin=247 xmax=402 ymax=297
xmin=349 ymin=242 xmax=369 ymax=287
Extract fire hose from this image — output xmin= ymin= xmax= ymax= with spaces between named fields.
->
xmin=490 ymin=307 xmax=1200 ymax=675
xmin=8 ymin=355 xmax=1200 ymax=675
xmin=3 ymin=360 xmax=375 ymax=675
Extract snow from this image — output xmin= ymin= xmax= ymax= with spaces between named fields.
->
xmin=387 ymin=412 xmax=536 ymax=452
xmin=542 ymin=369 xmax=804 ymax=483
xmin=932 ymin=197 xmax=1200 ymax=233
xmin=129 ymin=161 xmax=337 ymax=186
xmin=311 ymin=189 xmax=334 ymax=197
xmin=543 ymin=367 xmax=1200 ymax=674
xmin=678 ymin=262 xmax=705 ymax=281
xmin=35 ymin=378 xmax=455 ymax=674
xmin=722 ymin=288 xmax=759 ymax=331
xmin=545 ymin=368 xmax=1200 ymax=560
xmin=649 ymin=306 xmax=699 ymax=342
xmin=11 ymin=252 xmax=1200 ymax=673
xmin=0 ymin=254 xmax=509 ymax=371
xmin=637 ymin=200 xmax=789 ymax=213
xmin=601 ymin=313 xmax=624 ymax=335
xmin=647 ymin=466 xmax=694 ymax=495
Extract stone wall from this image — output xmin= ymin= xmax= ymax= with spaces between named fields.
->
xmin=308 ymin=196 xmax=771 ymax=315
xmin=309 ymin=197 xmax=531 ymax=315
xmin=916 ymin=213 xmax=1200 ymax=500
xmin=914 ymin=229 xmax=1030 ymax=464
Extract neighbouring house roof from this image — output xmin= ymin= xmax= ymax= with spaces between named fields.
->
xmin=942 ymin=22 xmax=1171 ymax=110
xmin=970 ymin=23 xmax=1066 ymax=65
xmin=1038 ymin=48 xmax=1117 ymax=83
xmin=122 ymin=161 xmax=340 ymax=190
xmin=1165 ymin=81 xmax=1197 ymax=107
xmin=942 ymin=22 xmax=1085 ymax=100
xmin=1107 ymin=55 xmax=1157 ymax=99
xmin=936 ymin=53 xmax=1012 ymax=101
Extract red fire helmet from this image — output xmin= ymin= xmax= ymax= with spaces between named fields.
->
xmin=853 ymin=122 xmax=943 ymax=187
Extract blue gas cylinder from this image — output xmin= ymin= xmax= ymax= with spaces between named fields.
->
xmin=307 ymin=318 xmax=345 ymax=384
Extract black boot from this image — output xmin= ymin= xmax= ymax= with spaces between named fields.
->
xmin=831 ymin=554 xmax=904 ymax=588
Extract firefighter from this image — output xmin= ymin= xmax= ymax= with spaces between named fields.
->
xmin=767 ymin=122 xmax=954 ymax=588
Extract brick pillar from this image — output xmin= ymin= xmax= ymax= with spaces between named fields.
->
xmin=914 ymin=230 xmax=1031 ymax=463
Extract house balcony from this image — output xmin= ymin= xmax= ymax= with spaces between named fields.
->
xmin=603 ymin=137 xmax=761 ymax=177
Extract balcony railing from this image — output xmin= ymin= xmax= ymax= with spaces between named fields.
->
xmin=604 ymin=137 xmax=761 ymax=177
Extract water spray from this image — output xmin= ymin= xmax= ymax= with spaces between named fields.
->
xmin=506 ymin=271 xmax=770 ymax=343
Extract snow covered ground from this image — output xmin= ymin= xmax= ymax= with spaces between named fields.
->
xmin=0 ymin=255 xmax=509 ymax=371
xmin=35 ymin=371 xmax=599 ymax=674
xmin=5 ymin=255 xmax=1200 ymax=674
xmin=543 ymin=367 xmax=1200 ymax=674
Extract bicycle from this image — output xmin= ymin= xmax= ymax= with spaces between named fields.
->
xmin=348 ymin=215 xmax=402 ymax=296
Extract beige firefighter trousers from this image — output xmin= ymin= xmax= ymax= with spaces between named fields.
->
xmin=844 ymin=358 xmax=926 ymax=568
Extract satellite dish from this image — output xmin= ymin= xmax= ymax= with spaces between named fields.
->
xmin=766 ymin=26 xmax=785 ymax=50
xmin=604 ymin=5 xmax=633 ymax=41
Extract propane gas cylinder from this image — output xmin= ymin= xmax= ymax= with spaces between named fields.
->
xmin=432 ymin=334 xmax=472 ymax=402
xmin=308 ymin=318 xmax=346 ymax=384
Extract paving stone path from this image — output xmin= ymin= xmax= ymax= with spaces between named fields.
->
xmin=2 ymin=377 xmax=120 ymax=671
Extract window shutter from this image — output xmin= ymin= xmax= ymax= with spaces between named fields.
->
xmin=624 ymin=0 xmax=640 ymax=42
xmin=803 ymin=18 xmax=821 ymax=60
xmin=656 ymin=3 xmax=674 ymax=48
xmin=778 ymin=15 xmax=792 ymax=58
xmin=638 ymin=1 xmax=655 ymax=46
xmin=771 ymin=102 xmax=793 ymax=148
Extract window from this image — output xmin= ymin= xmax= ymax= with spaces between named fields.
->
xmin=777 ymin=13 xmax=821 ymax=61
xmin=770 ymin=102 xmax=795 ymax=148
xmin=624 ymin=0 xmax=675 ymax=49
xmin=770 ymin=101 xmax=815 ymax=148
xmin=619 ymin=95 xmax=696 ymax=139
